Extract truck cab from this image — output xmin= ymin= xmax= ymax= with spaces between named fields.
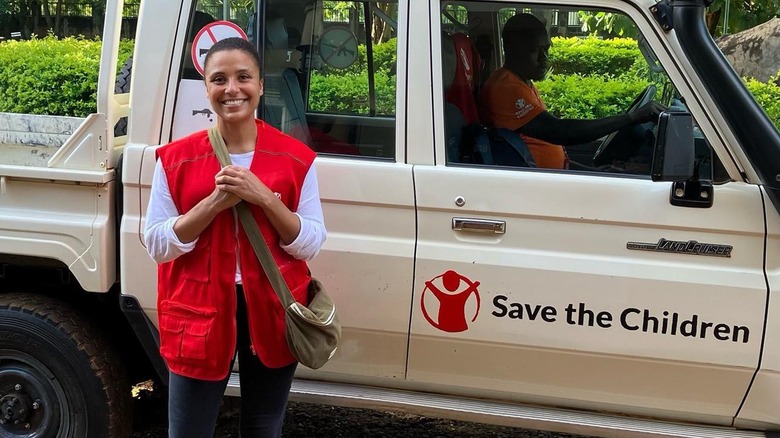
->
xmin=1 ymin=0 xmax=780 ymax=436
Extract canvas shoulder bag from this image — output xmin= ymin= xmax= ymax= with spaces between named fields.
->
xmin=208 ymin=126 xmax=341 ymax=369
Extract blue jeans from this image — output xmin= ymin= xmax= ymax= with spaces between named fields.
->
xmin=168 ymin=286 xmax=298 ymax=438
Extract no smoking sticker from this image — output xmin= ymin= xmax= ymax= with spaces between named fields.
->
xmin=191 ymin=20 xmax=248 ymax=76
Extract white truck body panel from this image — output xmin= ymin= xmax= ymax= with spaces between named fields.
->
xmin=3 ymin=0 xmax=780 ymax=435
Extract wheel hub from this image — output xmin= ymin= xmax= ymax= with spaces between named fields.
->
xmin=0 ymin=392 xmax=34 ymax=426
xmin=0 ymin=360 xmax=61 ymax=437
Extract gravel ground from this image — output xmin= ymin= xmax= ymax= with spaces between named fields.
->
xmin=131 ymin=394 xmax=595 ymax=438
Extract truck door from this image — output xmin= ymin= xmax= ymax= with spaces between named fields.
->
xmin=130 ymin=0 xmax=413 ymax=381
xmin=267 ymin=0 xmax=414 ymax=380
xmin=409 ymin=1 xmax=766 ymax=424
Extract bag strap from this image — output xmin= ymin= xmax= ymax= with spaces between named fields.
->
xmin=207 ymin=126 xmax=296 ymax=309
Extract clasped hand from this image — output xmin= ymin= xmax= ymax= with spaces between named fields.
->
xmin=210 ymin=165 xmax=273 ymax=211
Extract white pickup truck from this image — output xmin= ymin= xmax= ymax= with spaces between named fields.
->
xmin=1 ymin=0 xmax=779 ymax=437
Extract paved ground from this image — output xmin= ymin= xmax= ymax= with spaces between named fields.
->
xmin=131 ymin=394 xmax=594 ymax=438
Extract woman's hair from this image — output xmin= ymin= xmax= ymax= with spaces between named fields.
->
xmin=203 ymin=37 xmax=263 ymax=74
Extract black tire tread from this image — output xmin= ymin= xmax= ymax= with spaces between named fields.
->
xmin=114 ymin=56 xmax=133 ymax=138
xmin=0 ymin=293 xmax=131 ymax=438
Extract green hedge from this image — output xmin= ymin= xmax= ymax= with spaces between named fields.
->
xmin=548 ymin=36 xmax=644 ymax=77
xmin=536 ymin=73 xmax=652 ymax=119
xmin=319 ymin=37 xmax=397 ymax=77
xmin=0 ymin=35 xmax=134 ymax=117
xmin=1 ymin=35 xmax=779 ymax=130
xmin=308 ymin=70 xmax=395 ymax=115
xmin=745 ymin=74 xmax=780 ymax=129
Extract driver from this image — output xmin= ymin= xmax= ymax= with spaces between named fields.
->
xmin=479 ymin=13 xmax=665 ymax=169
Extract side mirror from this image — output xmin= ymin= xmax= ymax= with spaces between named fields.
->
xmin=652 ymin=111 xmax=713 ymax=208
xmin=651 ymin=111 xmax=695 ymax=182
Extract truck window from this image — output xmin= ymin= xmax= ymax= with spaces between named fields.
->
xmin=181 ymin=3 xmax=254 ymax=80
xmin=441 ymin=2 xmax=726 ymax=182
xmin=171 ymin=1 xmax=255 ymax=139
xmin=262 ymin=0 xmax=398 ymax=160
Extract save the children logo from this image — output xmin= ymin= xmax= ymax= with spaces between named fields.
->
xmin=514 ymin=98 xmax=533 ymax=118
xmin=421 ymin=270 xmax=481 ymax=333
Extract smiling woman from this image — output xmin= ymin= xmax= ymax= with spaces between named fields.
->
xmin=203 ymin=39 xmax=264 ymax=140
xmin=143 ymin=36 xmax=327 ymax=438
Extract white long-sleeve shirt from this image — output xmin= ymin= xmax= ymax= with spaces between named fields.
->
xmin=143 ymin=152 xmax=326 ymax=278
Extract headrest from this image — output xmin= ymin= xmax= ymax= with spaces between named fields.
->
xmin=266 ymin=17 xmax=288 ymax=49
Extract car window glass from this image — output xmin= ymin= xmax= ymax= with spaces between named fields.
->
xmin=441 ymin=1 xmax=727 ymax=182
xmin=263 ymin=0 xmax=398 ymax=159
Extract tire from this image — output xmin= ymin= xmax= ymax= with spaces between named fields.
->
xmin=0 ymin=293 xmax=131 ymax=437
xmin=114 ymin=56 xmax=133 ymax=138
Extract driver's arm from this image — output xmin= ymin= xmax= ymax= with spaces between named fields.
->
xmin=519 ymin=102 xmax=663 ymax=145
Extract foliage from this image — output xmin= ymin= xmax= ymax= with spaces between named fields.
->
xmin=0 ymin=35 xmax=134 ymax=116
xmin=578 ymin=2 xmax=780 ymax=37
xmin=707 ymin=0 xmax=780 ymax=36
xmin=3 ymin=35 xmax=779 ymax=129
xmin=576 ymin=11 xmax=638 ymax=38
xmin=745 ymin=73 xmax=780 ymax=129
xmin=320 ymin=38 xmax=396 ymax=76
xmin=0 ymin=0 xmax=128 ymax=38
xmin=319 ymin=1 xmax=396 ymax=44
xmin=536 ymin=74 xmax=651 ymax=119
xmin=308 ymin=70 xmax=395 ymax=115
xmin=308 ymin=37 xmax=396 ymax=115
xmin=549 ymin=36 xmax=643 ymax=76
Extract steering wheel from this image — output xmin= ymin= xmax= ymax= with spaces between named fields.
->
xmin=592 ymin=85 xmax=656 ymax=167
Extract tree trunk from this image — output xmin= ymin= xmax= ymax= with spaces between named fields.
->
xmin=705 ymin=10 xmax=721 ymax=36
xmin=55 ymin=0 xmax=63 ymax=37
xmin=716 ymin=17 xmax=780 ymax=82
xmin=41 ymin=0 xmax=54 ymax=32
xmin=371 ymin=3 xmax=396 ymax=44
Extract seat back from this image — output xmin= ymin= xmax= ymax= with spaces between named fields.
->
xmin=442 ymin=32 xmax=535 ymax=167
xmin=263 ymin=70 xmax=312 ymax=146
xmin=261 ymin=17 xmax=312 ymax=146
xmin=445 ymin=33 xmax=482 ymax=125
xmin=443 ymin=32 xmax=482 ymax=163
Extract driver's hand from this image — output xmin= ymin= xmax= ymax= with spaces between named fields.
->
xmin=629 ymin=101 xmax=666 ymax=124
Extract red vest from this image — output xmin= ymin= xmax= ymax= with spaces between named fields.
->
xmin=156 ymin=120 xmax=316 ymax=380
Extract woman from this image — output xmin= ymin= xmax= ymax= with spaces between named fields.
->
xmin=144 ymin=37 xmax=326 ymax=438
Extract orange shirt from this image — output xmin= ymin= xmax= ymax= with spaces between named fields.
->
xmin=479 ymin=68 xmax=568 ymax=169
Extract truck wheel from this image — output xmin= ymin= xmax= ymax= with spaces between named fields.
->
xmin=114 ymin=56 xmax=133 ymax=137
xmin=0 ymin=293 xmax=131 ymax=437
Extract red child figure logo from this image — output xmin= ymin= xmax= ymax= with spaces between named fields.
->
xmin=421 ymin=270 xmax=481 ymax=332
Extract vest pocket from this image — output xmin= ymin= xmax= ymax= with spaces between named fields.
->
xmin=159 ymin=300 xmax=217 ymax=362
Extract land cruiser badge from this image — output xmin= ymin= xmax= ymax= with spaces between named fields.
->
xmin=627 ymin=239 xmax=732 ymax=257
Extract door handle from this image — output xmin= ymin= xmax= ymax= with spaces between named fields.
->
xmin=452 ymin=217 xmax=506 ymax=234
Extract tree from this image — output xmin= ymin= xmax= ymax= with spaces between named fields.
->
xmin=708 ymin=0 xmax=780 ymax=36
xmin=371 ymin=2 xmax=396 ymax=43
xmin=577 ymin=11 xmax=638 ymax=38
xmin=579 ymin=0 xmax=780 ymax=37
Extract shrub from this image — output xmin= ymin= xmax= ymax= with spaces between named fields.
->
xmin=308 ymin=37 xmax=397 ymax=115
xmin=319 ymin=38 xmax=397 ymax=77
xmin=745 ymin=75 xmax=780 ymax=130
xmin=536 ymin=73 xmax=651 ymax=119
xmin=308 ymin=70 xmax=395 ymax=115
xmin=0 ymin=35 xmax=134 ymax=116
xmin=549 ymin=36 xmax=644 ymax=77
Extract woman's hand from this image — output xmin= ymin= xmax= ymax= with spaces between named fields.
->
xmin=215 ymin=165 xmax=302 ymax=244
xmin=207 ymin=185 xmax=242 ymax=212
xmin=215 ymin=165 xmax=275 ymax=207
xmin=172 ymin=181 xmax=241 ymax=244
